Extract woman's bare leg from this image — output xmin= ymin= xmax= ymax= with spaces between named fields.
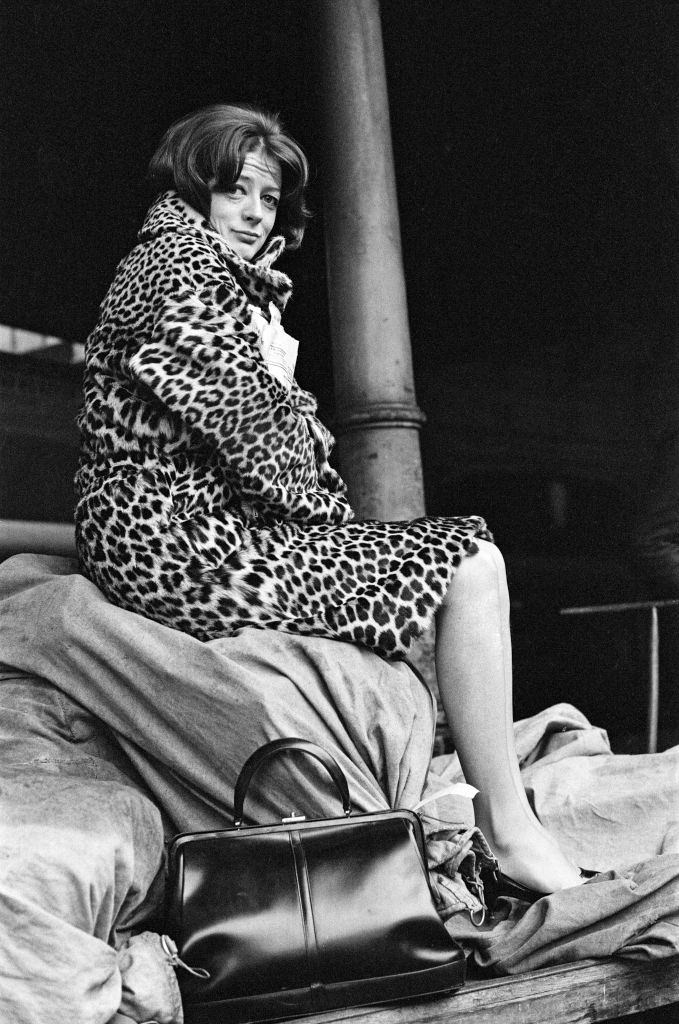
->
xmin=435 ymin=539 xmax=583 ymax=892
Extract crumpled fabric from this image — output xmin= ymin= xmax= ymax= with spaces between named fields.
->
xmin=0 ymin=669 xmax=176 ymax=1024
xmin=116 ymin=932 xmax=184 ymax=1024
xmin=2 ymin=549 xmax=679 ymax=994
xmin=0 ymin=771 xmax=166 ymax=1024
xmin=424 ymin=822 xmax=496 ymax=921
xmin=0 ymin=553 xmax=439 ymax=1022
xmin=444 ymin=855 xmax=679 ymax=974
xmin=426 ymin=702 xmax=679 ymax=973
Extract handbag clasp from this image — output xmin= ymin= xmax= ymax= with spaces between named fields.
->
xmin=281 ymin=812 xmax=307 ymax=823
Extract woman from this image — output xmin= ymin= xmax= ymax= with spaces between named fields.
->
xmin=75 ymin=102 xmax=583 ymax=897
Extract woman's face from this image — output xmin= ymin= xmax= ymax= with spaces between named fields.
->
xmin=209 ymin=149 xmax=282 ymax=260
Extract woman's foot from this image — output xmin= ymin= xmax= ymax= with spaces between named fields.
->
xmin=481 ymin=820 xmax=585 ymax=895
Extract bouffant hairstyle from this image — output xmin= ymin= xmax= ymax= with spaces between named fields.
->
xmin=148 ymin=103 xmax=311 ymax=250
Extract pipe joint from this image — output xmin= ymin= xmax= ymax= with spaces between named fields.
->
xmin=335 ymin=402 xmax=426 ymax=433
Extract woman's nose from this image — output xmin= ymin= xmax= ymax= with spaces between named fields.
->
xmin=244 ymin=196 xmax=263 ymax=222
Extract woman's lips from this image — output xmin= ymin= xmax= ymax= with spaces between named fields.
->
xmin=234 ymin=230 xmax=260 ymax=243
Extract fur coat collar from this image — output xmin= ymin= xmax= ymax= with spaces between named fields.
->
xmin=139 ymin=190 xmax=293 ymax=313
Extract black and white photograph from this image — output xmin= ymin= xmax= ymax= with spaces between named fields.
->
xmin=1 ymin=2 xmax=678 ymax=1022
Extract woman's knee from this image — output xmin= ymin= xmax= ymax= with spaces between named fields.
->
xmin=442 ymin=538 xmax=507 ymax=606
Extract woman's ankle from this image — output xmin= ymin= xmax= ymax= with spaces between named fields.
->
xmin=477 ymin=818 xmax=584 ymax=892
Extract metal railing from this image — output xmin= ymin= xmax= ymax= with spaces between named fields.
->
xmin=561 ymin=598 xmax=679 ymax=753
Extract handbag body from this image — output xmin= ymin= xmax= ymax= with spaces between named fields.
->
xmin=167 ymin=738 xmax=466 ymax=1024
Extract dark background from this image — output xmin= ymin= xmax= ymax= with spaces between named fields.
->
xmin=2 ymin=0 xmax=679 ymax=739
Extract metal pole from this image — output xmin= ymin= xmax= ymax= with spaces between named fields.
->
xmin=647 ymin=605 xmax=659 ymax=753
xmin=561 ymin=599 xmax=675 ymax=753
xmin=318 ymin=0 xmax=426 ymax=521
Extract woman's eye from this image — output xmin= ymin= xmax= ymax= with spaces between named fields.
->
xmin=263 ymin=194 xmax=279 ymax=209
xmin=226 ymin=184 xmax=245 ymax=196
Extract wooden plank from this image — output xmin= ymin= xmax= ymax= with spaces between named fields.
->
xmin=292 ymin=958 xmax=679 ymax=1024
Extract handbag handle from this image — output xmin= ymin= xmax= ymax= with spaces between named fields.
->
xmin=233 ymin=738 xmax=353 ymax=827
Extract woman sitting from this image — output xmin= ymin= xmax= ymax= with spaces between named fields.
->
xmin=73 ymin=102 xmax=582 ymax=897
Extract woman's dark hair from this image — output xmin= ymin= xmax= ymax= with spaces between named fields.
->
xmin=148 ymin=103 xmax=311 ymax=249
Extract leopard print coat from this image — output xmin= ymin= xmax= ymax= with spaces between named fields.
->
xmin=75 ymin=191 xmax=490 ymax=658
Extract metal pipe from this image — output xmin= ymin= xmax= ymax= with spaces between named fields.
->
xmin=318 ymin=0 xmax=426 ymax=521
xmin=647 ymin=605 xmax=659 ymax=754
xmin=0 ymin=519 xmax=76 ymax=557
xmin=561 ymin=599 xmax=679 ymax=615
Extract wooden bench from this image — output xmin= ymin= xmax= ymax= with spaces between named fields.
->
xmin=295 ymin=957 xmax=679 ymax=1024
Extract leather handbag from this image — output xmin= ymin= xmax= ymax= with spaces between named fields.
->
xmin=166 ymin=738 xmax=466 ymax=1024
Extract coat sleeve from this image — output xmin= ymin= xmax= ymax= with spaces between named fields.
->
xmin=128 ymin=290 xmax=352 ymax=526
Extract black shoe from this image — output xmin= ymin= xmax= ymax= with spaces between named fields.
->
xmin=484 ymin=868 xmax=544 ymax=912
xmin=485 ymin=866 xmax=598 ymax=913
